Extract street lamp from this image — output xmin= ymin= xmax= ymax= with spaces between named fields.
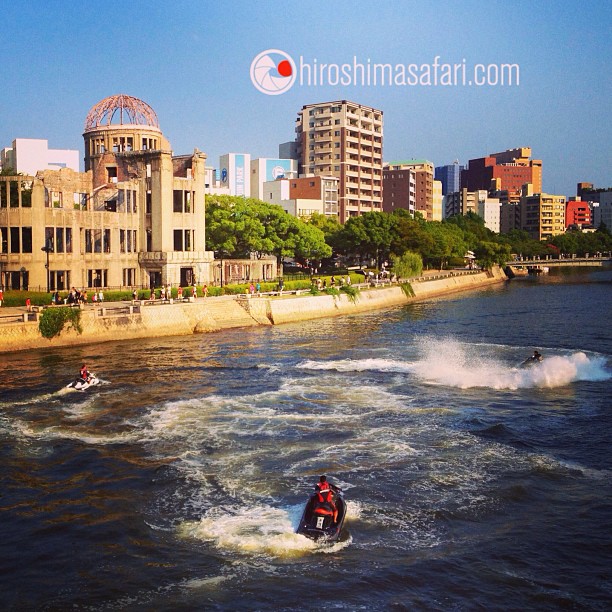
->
xmin=217 ymin=258 xmax=224 ymax=287
xmin=41 ymin=237 xmax=53 ymax=293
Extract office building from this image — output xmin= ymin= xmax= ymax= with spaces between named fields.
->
xmin=262 ymin=175 xmax=339 ymax=218
xmin=294 ymin=100 xmax=383 ymax=222
xmin=219 ymin=153 xmax=251 ymax=197
xmin=565 ymin=199 xmax=592 ymax=228
xmin=462 ymin=147 xmax=542 ymax=203
xmin=435 ymin=161 xmax=464 ymax=195
xmin=477 ymin=195 xmax=501 ymax=233
xmin=1 ymin=138 xmax=79 ymax=175
xmin=250 ymin=158 xmax=297 ymax=200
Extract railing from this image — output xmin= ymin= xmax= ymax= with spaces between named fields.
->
xmin=507 ymin=255 xmax=611 ymax=265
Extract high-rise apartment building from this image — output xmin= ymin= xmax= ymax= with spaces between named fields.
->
xmin=462 ymin=147 xmax=542 ymax=203
xmin=384 ymin=160 xmax=434 ymax=220
xmin=520 ymin=185 xmax=566 ymax=240
xmin=294 ymin=100 xmax=383 ymax=223
xmin=382 ymin=167 xmax=416 ymax=216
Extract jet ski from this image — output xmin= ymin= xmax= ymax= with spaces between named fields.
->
xmin=520 ymin=353 xmax=543 ymax=368
xmin=296 ymin=488 xmax=347 ymax=542
xmin=67 ymin=373 xmax=100 ymax=391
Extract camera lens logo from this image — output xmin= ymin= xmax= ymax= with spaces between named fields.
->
xmin=250 ymin=49 xmax=296 ymax=95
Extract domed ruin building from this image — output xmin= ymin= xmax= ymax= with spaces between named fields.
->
xmin=1 ymin=94 xmax=215 ymax=291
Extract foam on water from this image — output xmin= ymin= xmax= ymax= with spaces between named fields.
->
xmin=300 ymin=338 xmax=610 ymax=390
xmin=412 ymin=338 xmax=610 ymax=389
xmin=298 ymin=357 xmax=414 ymax=374
xmin=180 ymin=503 xmax=351 ymax=557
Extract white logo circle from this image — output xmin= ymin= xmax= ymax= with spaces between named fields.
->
xmin=250 ymin=49 xmax=296 ymax=96
xmin=272 ymin=165 xmax=286 ymax=179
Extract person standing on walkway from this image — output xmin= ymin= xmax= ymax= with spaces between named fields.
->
xmin=0 ymin=288 xmax=3 ymax=307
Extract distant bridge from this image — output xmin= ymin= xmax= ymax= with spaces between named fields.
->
xmin=507 ymin=256 xmax=611 ymax=267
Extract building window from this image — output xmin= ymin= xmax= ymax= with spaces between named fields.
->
xmin=123 ymin=268 xmax=136 ymax=286
xmin=173 ymin=190 xmax=183 ymax=212
xmin=107 ymin=166 xmax=118 ymax=183
xmin=10 ymin=227 xmax=20 ymax=253
xmin=55 ymin=227 xmax=64 ymax=253
xmin=47 ymin=190 xmax=62 ymax=208
xmin=87 ymin=269 xmax=107 ymax=288
xmin=50 ymin=270 xmax=70 ymax=291
xmin=21 ymin=227 xmax=32 ymax=253
xmin=174 ymin=229 xmax=183 ymax=251
xmin=74 ymin=192 xmax=88 ymax=210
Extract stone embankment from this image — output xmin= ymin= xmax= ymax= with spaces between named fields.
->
xmin=0 ymin=267 xmax=506 ymax=353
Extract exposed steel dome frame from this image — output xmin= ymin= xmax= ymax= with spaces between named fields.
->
xmin=84 ymin=94 xmax=160 ymax=131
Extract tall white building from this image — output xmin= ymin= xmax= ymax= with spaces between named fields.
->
xmin=1 ymin=138 xmax=79 ymax=175
xmin=477 ymin=195 xmax=501 ymax=233
xmin=219 ymin=153 xmax=251 ymax=197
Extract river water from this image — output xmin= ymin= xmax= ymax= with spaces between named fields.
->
xmin=1 ymin=266 xmax=610 ymax=611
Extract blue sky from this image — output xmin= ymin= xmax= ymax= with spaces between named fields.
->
xmin=1 ymin=0 xmax=610 ymax=198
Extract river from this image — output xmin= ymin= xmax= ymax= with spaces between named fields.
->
xmin=1 ymin=266 xmax=610 ymax=611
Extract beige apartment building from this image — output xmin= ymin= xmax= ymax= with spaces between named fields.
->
xmin=295 ymin=100 xmax=383 ymax=223
xmin=520 ymin=185 xmax=566 ymax=240
xmin=0 ymin=94 xmax=218 ymax=291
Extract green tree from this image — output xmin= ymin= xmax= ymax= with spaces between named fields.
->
xmin=422 ymin=222 xmax=466 ymax=269
xmin=390 ymin=251 xmax=423 ymax=279
xmin=473 ymin=241 xmax=512 ymax=270
xmin=335 ymin=211 xmax=397 ymax=267
xmin=205 ymin=195 xmax=330 ymax=264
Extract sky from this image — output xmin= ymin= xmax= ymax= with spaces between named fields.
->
xmin=1 ymin=0 xmax=610 ymax=198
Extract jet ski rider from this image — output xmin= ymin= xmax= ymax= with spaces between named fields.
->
xmin=80 ymin=363 xmax=91 ymax=382
xmin=315 ymin=475 xmax=340 ymax=523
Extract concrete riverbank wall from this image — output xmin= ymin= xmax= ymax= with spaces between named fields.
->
xmin=0 ymin=267 xmax=506 ymax=353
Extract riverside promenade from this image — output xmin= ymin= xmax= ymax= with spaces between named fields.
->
xmin=0 ymin=267 xmax=506 ymax=353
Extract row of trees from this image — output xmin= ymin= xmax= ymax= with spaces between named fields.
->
xmin=205 ymin=195 xmax=612 ymax=273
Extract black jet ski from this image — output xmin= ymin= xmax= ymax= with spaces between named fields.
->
xmin=520 ymin=353 xmax=543 ymax=368
xmin=67 ymin=374 xmax=100 ymax=391
xmin=296 ymin=488 xmax=347 ymax=542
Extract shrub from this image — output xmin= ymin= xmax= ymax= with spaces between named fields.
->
xmin=400 ymin=282 xmax=415 ymax=298
xmin=39 ymin=307 xmax=83 ymax=339
xmin=391 ymin=251 xmax=423 ymax=280
xmin=340 ymin=285 xmax=360 ymax=303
